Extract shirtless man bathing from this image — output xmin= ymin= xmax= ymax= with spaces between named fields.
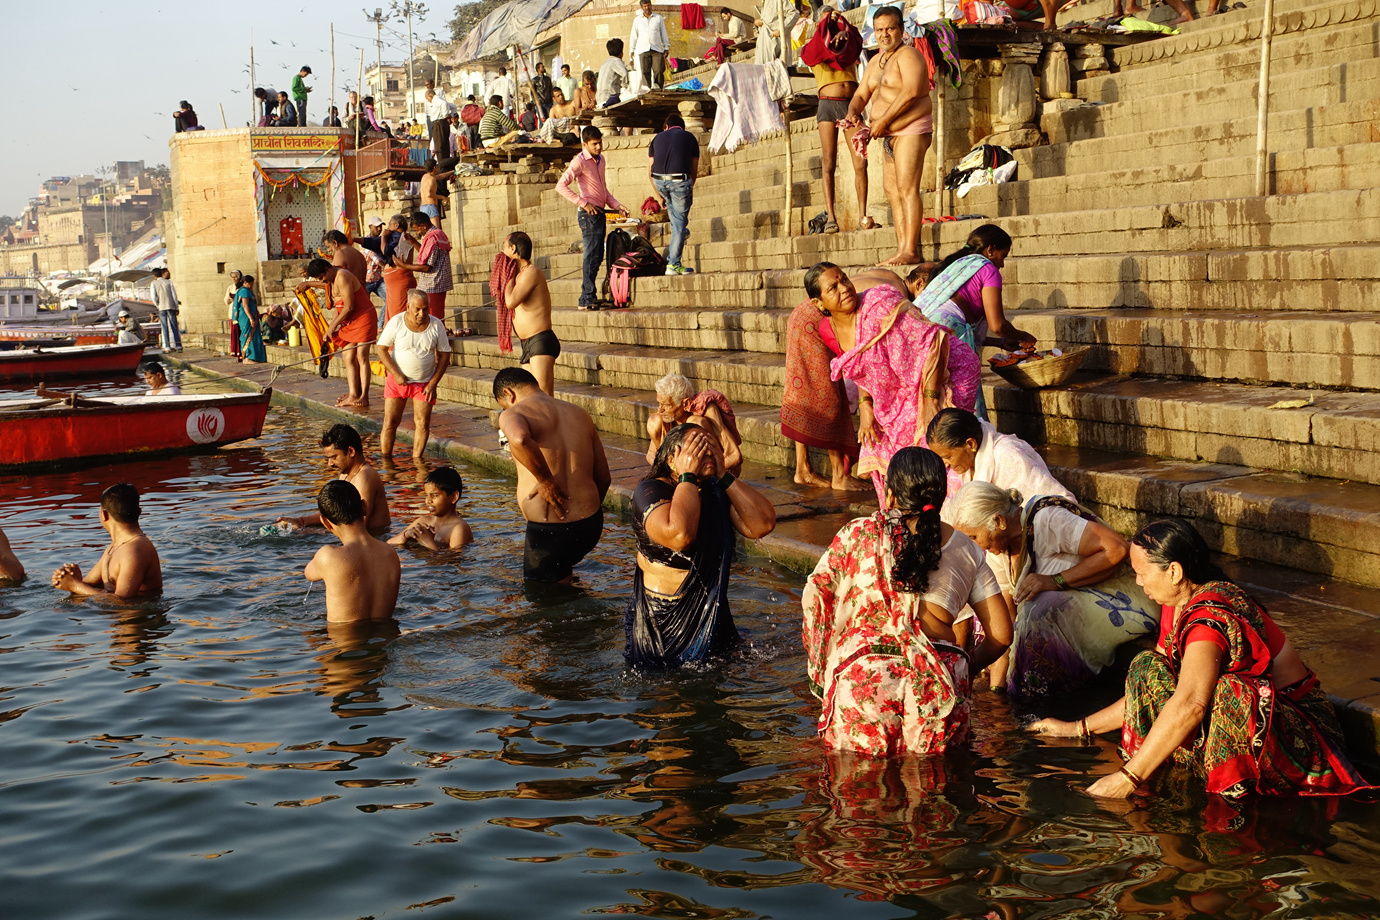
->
xmin=305 ymin=480 xmax=401 ymax=623
xmin=502 ymin=231 xmax=559 ymax=397
xmin=494 ymin=367 xmax=611 ymax=583
xmin=843 ymin=5 xmax=931 ymax=268
xmin=278 ymin=424 xmax=392 ymax=535
xmin=52 ymin=484 xmax=162 ymax=599
xmin=298 ymin=258 xmax=377 ymax=409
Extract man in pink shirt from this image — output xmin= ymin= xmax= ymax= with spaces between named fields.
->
xmin=557 ymin=125 xmax=627 ymax=309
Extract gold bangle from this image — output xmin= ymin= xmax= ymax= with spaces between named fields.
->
xmin=1052 ymin=572 xmax=1071 ymax=591
xmin=1119 ymin=765 xmax=1145 ymax=787
xmin=922 ymin=390 xmax=942 ymax=398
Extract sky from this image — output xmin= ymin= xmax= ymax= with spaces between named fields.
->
xmin=2 ymin=0 xmax=468 ymax=217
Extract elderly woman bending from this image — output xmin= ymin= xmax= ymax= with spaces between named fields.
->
xmin=949 ymin=482 xmax=1158 ymax=697
xmin=645 ymin=372 xmax=743 ymax=476
xmin=1031 ymin=519 xmax=1374 ymax=799
xmin=803 ymin=448 xmax=1012 ymax=755
xmin=627 ymin=424 xmax=776 ymax=668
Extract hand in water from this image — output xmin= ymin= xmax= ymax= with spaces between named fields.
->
xmin=1025 ymin=717 xmax=1076 ymax=737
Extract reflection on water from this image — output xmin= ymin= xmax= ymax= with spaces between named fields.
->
xmin=2 ymin=402 xmax=1379 ymax=919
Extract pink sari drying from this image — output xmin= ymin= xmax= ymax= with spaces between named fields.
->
xmin=831 ymin=285 xmax=979 ymax=503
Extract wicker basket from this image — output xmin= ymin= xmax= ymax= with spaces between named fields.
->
xmin=989 ymin=346 xmax=1090 ymax=389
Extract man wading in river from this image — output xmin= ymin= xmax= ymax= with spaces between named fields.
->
xmin=51 ymin=484 xmax=163 ymax=598
xmin=494 ymin=367 xmax=611 ymax=583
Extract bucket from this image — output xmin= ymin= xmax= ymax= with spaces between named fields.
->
xmin=288 ymin=327 xmax=302 ymax=348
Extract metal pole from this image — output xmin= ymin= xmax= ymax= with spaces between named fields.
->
xmin=219 ymin=103 xmax=228 ymax=129
xmin=933 ymin=80 xmax=945 ymax=219
xmin=250 ymin=32 xmax=257 ymax=124
xmin=1253 ymin=0 xmax=1276 ymax=197
xmin=331 ymin=23 xmax=336 ymax=124
xmin=407 ymin=5 xmax=416 ymax=120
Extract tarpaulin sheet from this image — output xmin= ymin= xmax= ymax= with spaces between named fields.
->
xmin=450 ymin=0 xmax=592 ymax=63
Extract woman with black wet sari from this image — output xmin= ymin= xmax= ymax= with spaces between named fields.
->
xmin=626 ymin=424 xmax=776 ymax=668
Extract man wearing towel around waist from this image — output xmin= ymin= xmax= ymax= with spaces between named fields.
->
xmin=843 ymin=5 xmax=931 ymax=268
xmin=495 ymin=367 xmax=611 ymax=584
xmin=502 ymin=231 xmax=559 ymax=397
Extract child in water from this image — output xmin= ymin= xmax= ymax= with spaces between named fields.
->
xmin=305 ymin=481 xmax=401 ymax=623
xmin=389 ymin=466 xmax=473 ymax=551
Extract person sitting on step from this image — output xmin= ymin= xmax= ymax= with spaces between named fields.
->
xmin=645 ymin=372 xmax=743 ymax=476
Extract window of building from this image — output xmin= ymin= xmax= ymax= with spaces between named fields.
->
xmin=386 ymin=79 xmax=399 ymax=92
xmin=22 ymin=294 xmax=33 ymax=304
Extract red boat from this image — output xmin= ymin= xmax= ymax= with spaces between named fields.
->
xmin=0 ymin=390 xmax=274 ymax=470
xmin=0 ymin=342 xmax=146 ymax=383
xmin=0 ymin=325 xmax=161 ymax=347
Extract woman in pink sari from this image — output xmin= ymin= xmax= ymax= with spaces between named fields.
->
xmin=813 ymin=262 xmax=980 ymax=504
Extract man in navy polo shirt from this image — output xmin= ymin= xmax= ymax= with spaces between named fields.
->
xmin=647 ymin=113 xmax=700 ymax=276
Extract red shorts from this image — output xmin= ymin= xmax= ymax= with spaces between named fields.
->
xmin=384 ymin=375 xmax=436 ymax=404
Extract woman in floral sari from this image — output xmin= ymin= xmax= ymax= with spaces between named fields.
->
xmin=815 ymin=262 xmax=980 ymax=505
xmin=1030 ymin=519 xmax=1374 ymax=799
xmin=803 ymin=448 xmax=1012 ymax=756
xmin=905 ymin=224 xmax=1035 ymax=421
xmin=949 ymin=482 xmax=1158 ymax=697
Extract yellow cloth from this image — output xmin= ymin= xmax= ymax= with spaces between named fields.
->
xmin=812 ymin=63 xmax=858 ymax=89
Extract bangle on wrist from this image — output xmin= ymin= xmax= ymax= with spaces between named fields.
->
xmin=1119 ymin=764 xmax=1145 ymax=788
xmin=1077 ymin=718 xmax=1090 ymax=741
xmin=1052 ymin=571 xmax=1071 ymax=591
xmin=718 ymin=472 xmax=736 ymax=491
xmin=678 ymin=472 xmax=698 ymax=484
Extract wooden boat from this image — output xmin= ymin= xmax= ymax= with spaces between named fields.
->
xmin=0 ymin=325 xmax=140 ymax=346
xmin=0 ymin=342 xmax=146 ymax=383
xmin=0 ymin=390 xmax=273 ymax=470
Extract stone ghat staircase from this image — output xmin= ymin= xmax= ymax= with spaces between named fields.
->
xmin=196 ymin=0 xmax=1379 ymax=594
xmin=418 ymin=0 xmax=1380 ymax=588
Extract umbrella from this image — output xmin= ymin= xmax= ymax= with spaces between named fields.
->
xmin=108 ymin=269 xmax=158 ymax=283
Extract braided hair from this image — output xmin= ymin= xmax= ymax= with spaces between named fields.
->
xmin=886 ymin=447 xmax=948 ymax=594
xmin=927 ymin=223 xmax=1013 ymax=285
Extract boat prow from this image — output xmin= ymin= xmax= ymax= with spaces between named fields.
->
xmin=0 ymin=389 xmax=273 ymax=471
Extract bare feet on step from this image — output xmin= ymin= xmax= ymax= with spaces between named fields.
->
xmin=878 ymin=252 xmax=919 ymax=267
xmin=831 ymin=474 xmax=873 ymax=493
xmin=795 ymin=468 xmax=832 ymax=489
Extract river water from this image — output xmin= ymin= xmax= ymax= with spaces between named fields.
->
xmin=4 ymin=380 xmax=1380 ymax=919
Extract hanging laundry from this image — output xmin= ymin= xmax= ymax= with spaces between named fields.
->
xmin=489 ymin=251 xmax=518 ymax=353
xmin=708 ymin=62 xmax=786 ymax=153
xmin=681 ymin=2 xmax=706 ymax=29
xmin=765 ymin=59 xmax=792 ymax=101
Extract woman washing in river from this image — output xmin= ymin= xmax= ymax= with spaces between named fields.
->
xmin=626 ymin=424 xmax=776 ymax=669
xmin=905 ymin=224 xmax=1035 ymax=420
xmin=808 ymin=262 xmax=980 ymax=506
xmin=1030 ymin=519 xmax=1374 ymax=799
xmin=949 ymin=482 xmax=1158 ymax=697
xmin=803 ymin=448 xmax=1013 ymax=755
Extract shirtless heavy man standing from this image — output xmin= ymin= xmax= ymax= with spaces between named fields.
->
xmin=844 ymin=5 xmax=930 ymax=267
xmin=324 ymin=230 xmax=368 ymax=285
xmin=494 ymin=367 xmax=611 ymax=583
xmin=298 ymin=258 xmax=377 ymax=409
xmin=52 ymin=484 xmax=162 ymax=599
xmin=502 ymin=231 xmax=559 ymax=397
xmin=278 ymin=424 xmax=392 ymax=534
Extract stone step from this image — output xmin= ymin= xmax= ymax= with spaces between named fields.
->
xmin=1043 ymin=443 xmax=1380 ymax=589
xmin=990 ymin=372 xmax=1380 ymax=489
xmin=1014 ymin=307 xmax=1380 ymax=390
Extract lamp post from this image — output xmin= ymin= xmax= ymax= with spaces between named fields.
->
xmin=364 ymin=7 xmax=389 ymax=119
xmin=96 ymin=165 xmax=114 ymax=298
xmin=390 ymin=0 xmax=428 ymax=120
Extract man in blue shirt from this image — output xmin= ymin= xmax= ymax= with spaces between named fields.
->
xmin=647 ymin=113 xmax=700 ymax=275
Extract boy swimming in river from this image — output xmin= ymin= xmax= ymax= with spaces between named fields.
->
xmin=51 ymin=484 xmax=162 ymax=598
xmin=305 ymin=481 xmax=401 ymax=623
xmin=389 ymin=466 xmax=473 ymax=551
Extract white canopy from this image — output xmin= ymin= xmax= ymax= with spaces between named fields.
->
xmin=450 ymin=0 xmax=592 ymax=64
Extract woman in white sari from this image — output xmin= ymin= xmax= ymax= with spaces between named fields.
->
xmin=926 ymin=407 xmax=1073 ymax=507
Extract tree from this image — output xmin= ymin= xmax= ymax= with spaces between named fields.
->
xmin=447 ymin=0 xmax=509 ymax=42
xmin=0 ymin=215 xmax=16 ymax=231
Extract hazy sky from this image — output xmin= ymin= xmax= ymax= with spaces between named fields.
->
xmin=3 ymin=0 xmax=464 ymax=216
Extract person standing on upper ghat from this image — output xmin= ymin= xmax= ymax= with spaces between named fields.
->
xmin=486 ymin=65 xmax=516 ymax=115
xmin=531 ymin=62 xmax=555 ymax=119
xmin=151 ymin=268 xmax=183 ymax=352
xmin=755 ymin=0 xmax=800 ymax=65
xmin=558 ymin=125 xmax=627 ymax=310
xmin=555 ymin=64 xmax=577 ymax=114
xmin=841 ymin=5 xmax=930 ymax=268
xmin=424 ymin=87 xmax=450 ymax=161
xmin=597 ymin=39 xmax=629 ymax=107
xmin=292 ymin=65 xmax=313 ymax=127
xmin=629 ymin=0 xmax=670 ymax=91
xmin=647 ymin=112 xmax=699 ymax=276
xmin=494 ymin=367 xmax=612 ymax=584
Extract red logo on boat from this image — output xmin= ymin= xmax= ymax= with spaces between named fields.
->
xmin=186 ymin=408 xmax=226 ymax=444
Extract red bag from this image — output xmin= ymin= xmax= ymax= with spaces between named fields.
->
xmin=800 ymin=11 xmax=862 ymax=71
xmin=460 ymin=103 xmax=483 ymax=125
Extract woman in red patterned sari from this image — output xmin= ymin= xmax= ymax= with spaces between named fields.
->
xmin=803 ymin=447 xmax=1012 ymax=756
xmin=1029 ymin=519 xmax=1374 ymax=799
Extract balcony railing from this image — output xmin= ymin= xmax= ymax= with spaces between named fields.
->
xmin=357 ymin=140 xmax=430 ymax=180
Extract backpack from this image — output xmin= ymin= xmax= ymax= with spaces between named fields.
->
xmin=601 ymin=229 xmax=634 ymax=301
xmin=606 ymin=235 xmax=667 ymax=308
